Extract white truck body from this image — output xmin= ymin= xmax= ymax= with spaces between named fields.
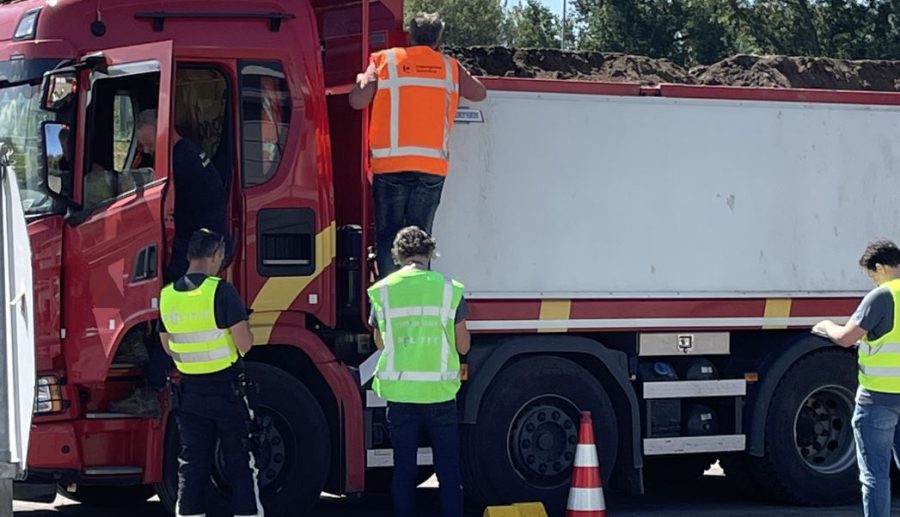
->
xmin=434 ymin=89 xmax=900 ymax=298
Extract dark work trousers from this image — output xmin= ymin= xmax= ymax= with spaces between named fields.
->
xmin=373 ymin=172 xmax=446 ymax=277
xmin=388 ymin=399 xmax=462 ymax=517
xmin=175 ymin=367 xmax=262 ymax=516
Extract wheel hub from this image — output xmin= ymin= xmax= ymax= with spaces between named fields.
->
xmin=793 ymin=385 xmax=855 ymax=475
xmin=509 ymin=399 xmax=580 ymax=488
xmin=214 ymin=406 xmax=290 ymax=492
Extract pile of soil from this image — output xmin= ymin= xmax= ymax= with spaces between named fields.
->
xmin=447 ymin=47 xmax=900 ymax=91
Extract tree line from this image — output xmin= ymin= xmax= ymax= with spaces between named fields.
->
xmin=405 ymin=0 xmax=900 ymax=66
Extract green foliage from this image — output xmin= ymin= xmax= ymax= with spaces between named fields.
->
xmin=404 ymin=0 xmax=900 ymax=66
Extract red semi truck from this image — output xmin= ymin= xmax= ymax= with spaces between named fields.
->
xmin=4 ymin=0 xmax=897 ymax=514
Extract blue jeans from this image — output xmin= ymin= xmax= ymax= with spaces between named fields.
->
xmin=853 ymin=386 xmax=900 ymax=517
xmin=373 ymin=172 xmax=445 ymax=277
xmin=387 ymin=400 xmax=463 ymax=517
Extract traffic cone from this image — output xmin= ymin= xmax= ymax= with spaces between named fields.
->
xmin=566 ymin=411 xmax=606 ymax=516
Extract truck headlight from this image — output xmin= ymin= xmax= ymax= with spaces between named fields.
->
xmin=34 ymin=375 xmax=64 ymax=414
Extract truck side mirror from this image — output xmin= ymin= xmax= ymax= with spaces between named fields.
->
xmin=40 ymin=73 xmax=77 ymax=112
xmin=40 ymin=121 xmax=74 ymax=200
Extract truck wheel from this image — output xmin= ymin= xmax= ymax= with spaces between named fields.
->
xmin=461 ymin=356 xmax=618 ymax=514
xmin=748 ymin=348 xmax=858 ymax=505
xmin=155 ymin=363 xmax=330 ymax=517
xmin=57 ymin=484 xmax=154 ymax=507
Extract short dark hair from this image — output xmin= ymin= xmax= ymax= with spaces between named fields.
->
xmin=408 ymin=11 xmax=444 ymax=47
xmin=391 ymin=226 xmax=436 ymax=264
xmin=859 ymin=239 xmax=900 ymax=270
xmin=187 ymin=229 xmax=225 ymax=260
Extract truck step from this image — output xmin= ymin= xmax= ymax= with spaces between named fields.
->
xmin=644 ymin=434 xmax=745 ymax=455
xmin=83 ymin=466 xmax=143 ymax=476
xmin=84 ymin=412 xmax=144 ymax=419
xmin=107 ymin=363 xmax=145 ymax=377
xmin=367 ymin=447 xmax=433 ymax=468
xmin=643 ymin=379 xmax=746 ymax=399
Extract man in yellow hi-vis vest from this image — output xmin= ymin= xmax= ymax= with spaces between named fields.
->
xmin=368 ymin=226 xmax=471 ymax=517
xmin=813 ymin=239 xmax=900 ymax=517
xmin=159 ymin=229 xmax=262 ymax=517
xmin=350 ymin=11 xmax=487 ymax=278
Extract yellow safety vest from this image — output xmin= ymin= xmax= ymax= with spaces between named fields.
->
xmin=159 ymin=276 xmax=239 ymax=375
xmin=858 ymin=278 xmax=900 ymax=393
xmin=368 ymin=268 xmax=464 ymax=403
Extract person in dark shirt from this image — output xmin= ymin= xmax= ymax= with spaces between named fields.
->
xmin=157 ymin=229 xmax=260 ymax=516
xmin=133 ymin=109 xmax=231 ymax=284
xmin=109 ymin=111 xmax=232 ymax=416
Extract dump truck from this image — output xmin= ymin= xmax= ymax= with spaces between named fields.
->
xmin=1 ymin=0 xmax=892 ymax=514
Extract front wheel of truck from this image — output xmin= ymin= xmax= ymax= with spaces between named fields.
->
xmin=461 ymin=355 xmax=618 ymax=515
xmin=155 ymin=362 xmax=330 ymax=517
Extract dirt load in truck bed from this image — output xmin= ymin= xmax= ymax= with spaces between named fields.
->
xmin=447 ymin=47 xmax=900 ymax=91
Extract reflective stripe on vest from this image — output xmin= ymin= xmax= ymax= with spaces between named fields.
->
xmin=376 ymin=278 xmax=455 ymax=381
xmin=159 ymin=277 xmax=239 ymax=375
xmin=369 ymin=47 xmax=460 ymax=175
xmin=368 ymin=270 xmax=463 ymax=403
xmin=858 ymin=278 xmax=900 ymax=393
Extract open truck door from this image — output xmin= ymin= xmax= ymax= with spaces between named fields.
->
xmin=0 ymin=142 xmax=36 ymax=512
xmin=43 ymin=41 xmax=174 ymax=382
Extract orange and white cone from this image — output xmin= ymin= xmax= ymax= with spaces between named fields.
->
xmin=566 ymin=411 xmax=607 ymax=516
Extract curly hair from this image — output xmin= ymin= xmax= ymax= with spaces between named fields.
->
xmin=858 ymin=239 xmax=900 ymax=270
xmin=391 ymin=226 xmax=436 ymax=264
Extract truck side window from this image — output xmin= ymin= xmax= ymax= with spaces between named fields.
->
xmin=83 ymin=72 xmax=159 ymax=210
xmin=174 ymin=66 xmax=229 ymax=188
xmin=240 ymin=61 xmax=291 ymax=187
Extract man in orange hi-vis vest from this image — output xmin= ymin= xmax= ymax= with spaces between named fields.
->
xmin=350 ymin=11 xmax=487 ymax=278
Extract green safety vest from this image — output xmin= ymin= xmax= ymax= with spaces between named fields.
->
xmin=159 ymin=276 xmax=239 ymax=375
xmin=859 ymin=278 xmax=900 ymax=393
xmin=368 ymin=268 xmax=464 ymax=403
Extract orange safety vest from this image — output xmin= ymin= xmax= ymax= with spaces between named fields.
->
xmin=369 ymin=46 xmax=461 ymax=176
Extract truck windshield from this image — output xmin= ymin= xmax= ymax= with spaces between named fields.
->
xmin=0 ymin=83 xmax=63 ymax=216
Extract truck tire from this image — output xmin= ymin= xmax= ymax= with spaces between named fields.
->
xmin=461 ymin=356 xmax=618 ymax=514
xmin=745 ymin=348 xmax=858 ymax=505
xmin=155 ymin=363 xmax=330 ymax=516
xmin=57 ymin=484 xmax=154 ymax=507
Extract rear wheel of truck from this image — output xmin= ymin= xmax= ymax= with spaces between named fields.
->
xmin=461 ymin=356 xmax=618 ymax=514
xmin=746 ymin=348 xmax=859 ymax=505
xmin=155 ymin=363 xmax=330 ymax=517
xmin=57 ymin=484 xmax=155 ymax=507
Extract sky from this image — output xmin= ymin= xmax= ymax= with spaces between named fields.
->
xmin=534 ymin=0 xmax=564 ymax=16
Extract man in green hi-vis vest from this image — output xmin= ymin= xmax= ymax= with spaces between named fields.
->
xmin=813 ymin=239 xmax=900 ymax=517
xmin=368 ymin=226 xmax=471 ymax=517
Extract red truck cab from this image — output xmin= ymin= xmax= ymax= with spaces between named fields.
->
xmin=3 ymin=0 xmax=405 ymax=513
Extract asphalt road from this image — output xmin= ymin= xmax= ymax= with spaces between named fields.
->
xmin=14 ymin=465 xmax=900 ymax=517
xmin=14 ymin=470 xmax=888 ymax=517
